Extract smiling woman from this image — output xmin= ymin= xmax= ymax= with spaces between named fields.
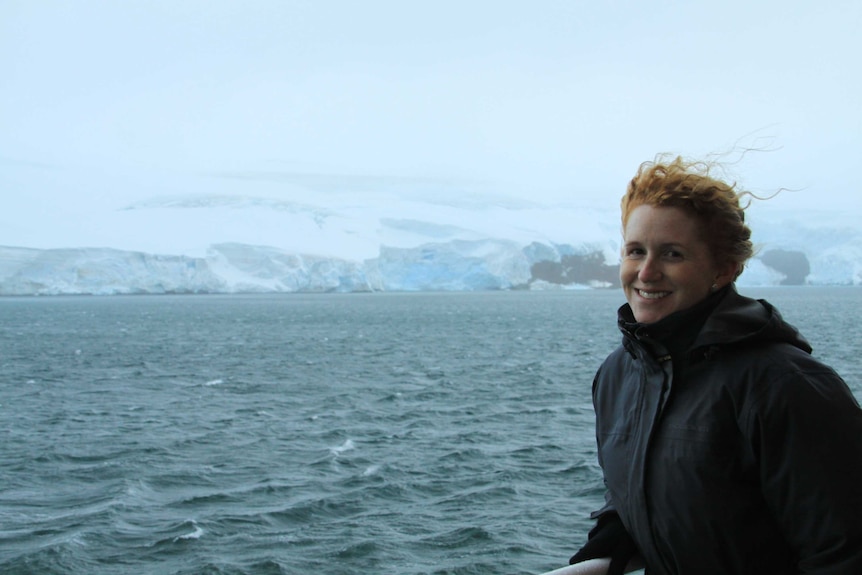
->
xmin=616 ymin=157 xmax=752 ymax=324
xmin=566 ymin=155 xmax=862 ymax=575
xmin=620 ymin=204 xmax=736 ymax=324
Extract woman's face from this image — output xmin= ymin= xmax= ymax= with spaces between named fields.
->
xmin=620 ymin=204 xmax=735 ymax=324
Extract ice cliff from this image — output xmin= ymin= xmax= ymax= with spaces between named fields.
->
xmin=1 ymin=186 xmax=860 ymax=295
xmin=0 ymin=234 xmax=859 ymax=296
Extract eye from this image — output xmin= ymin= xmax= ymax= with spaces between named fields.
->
xmin=663 ymin=249 xmax=684 ymax=260
xmin=624 ymin=246 xmax=645 ymax=258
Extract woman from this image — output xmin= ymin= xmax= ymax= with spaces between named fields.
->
xmin=569 ymin=156 xmax=862 ymax=575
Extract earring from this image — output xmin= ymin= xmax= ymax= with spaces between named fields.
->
xmin=711 ymin=283 xmax=718 ymax=291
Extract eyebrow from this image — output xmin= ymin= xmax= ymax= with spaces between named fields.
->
xmin=623 ymin=241 xmax=687 ymax=250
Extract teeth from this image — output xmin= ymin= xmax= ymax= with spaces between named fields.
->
xmin=638 ymin=289 xmax=670 ymax=299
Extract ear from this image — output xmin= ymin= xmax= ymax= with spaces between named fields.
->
xmin=714 ymin=261 xmax=739 ymax=289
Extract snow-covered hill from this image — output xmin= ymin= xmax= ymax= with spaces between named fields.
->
xmin=1 ymin=181 xmax=860 ymax=295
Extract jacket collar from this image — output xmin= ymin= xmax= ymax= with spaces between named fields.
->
xmin=617 ymin=284 xmax=813 ymax=359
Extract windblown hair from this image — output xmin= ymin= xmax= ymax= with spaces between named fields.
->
xmin=622 ymin=155 xmax=753 ymax=279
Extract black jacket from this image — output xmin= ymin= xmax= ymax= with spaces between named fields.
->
xmin=592 ymin=286 xmax=862 ymax=574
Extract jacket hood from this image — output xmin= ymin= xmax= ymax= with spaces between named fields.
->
xmin=692 ymin=286 xmax=812 ymax=354
xmin=618 ymin=285 xmax=812 ymax=357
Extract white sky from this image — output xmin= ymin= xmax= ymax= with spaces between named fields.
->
xmin=2 ymin=0 xmax=861 ymax=247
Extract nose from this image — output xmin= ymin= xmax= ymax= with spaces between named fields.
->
xmin=638 ymin=254 xmax=662 ymax=283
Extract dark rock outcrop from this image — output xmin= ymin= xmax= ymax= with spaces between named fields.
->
xmin=759 ymin=249 xmax=810 ymax=285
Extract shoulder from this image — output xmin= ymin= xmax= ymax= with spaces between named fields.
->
xmin=708 ymin=339 xmax=841 ymax=398
xmin=724 ymin=342 xmax=861 ymax=431
xmin=600 ymin=344 xmax=631 ymax=366
xmin=592 ymin=344 xmax=641 ymax=406
xmin=595 ymin=345 xmax=635 ymax=382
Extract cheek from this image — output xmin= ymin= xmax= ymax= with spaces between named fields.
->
xmin=619 ymin=260 xmax=636 ymax=283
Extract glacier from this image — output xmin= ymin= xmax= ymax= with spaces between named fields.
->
xmin=1 ymin=180 xmax=861 ymax=296
xmin=0 ymin=232 xmax=859 ymax=296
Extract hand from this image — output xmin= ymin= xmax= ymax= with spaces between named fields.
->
xmin=569 ymin=513 xmax=638 ymax=575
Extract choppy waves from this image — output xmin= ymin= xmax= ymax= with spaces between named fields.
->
xmin=1 ymin=289 xmax=858 ymax=574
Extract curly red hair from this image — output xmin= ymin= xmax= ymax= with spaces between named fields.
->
xmin=622 ymin=155 xmax=753 ymax=279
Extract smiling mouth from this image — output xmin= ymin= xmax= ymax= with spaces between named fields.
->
xmin=637 ymin=289 xmax=671 ymax=300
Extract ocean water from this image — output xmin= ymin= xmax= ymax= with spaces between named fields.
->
xmin=1 ymin=288 xmax=859 ymax=575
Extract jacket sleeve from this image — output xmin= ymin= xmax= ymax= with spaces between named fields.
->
xmin=590 ymin=486 xmax=617 ymax=520
xmin=590 ymin=366 xmax=617 ymax=521
xmin=743 ymin=362 xmax=862 ymax=573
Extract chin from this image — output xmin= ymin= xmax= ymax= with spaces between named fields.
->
xmin=626 ymin=296 xmax=668 ymax=324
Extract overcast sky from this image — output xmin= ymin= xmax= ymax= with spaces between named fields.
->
xmin=2 ymin=0 xmax=861 ymax=240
